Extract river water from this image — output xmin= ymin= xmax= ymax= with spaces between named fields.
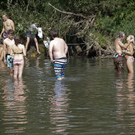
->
xmin=0 ymin=56 xmax=135 ymax=135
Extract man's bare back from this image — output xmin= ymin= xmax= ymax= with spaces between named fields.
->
xmin=3 ymin=19 xmax=15 ymax=33
xmin=49 ymin=30 xmax=68 ymax=80
xmin=49 ymin=37 xmax=68 ymax=60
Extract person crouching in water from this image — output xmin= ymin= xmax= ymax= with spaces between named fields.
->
xmin=114 ymin=31 xmax=132 ymax=72
xmin=11 ymin=36 xmax=26 ymax=79
xmin=49 ymin=30 xmax=68 ymax=80
xmin=123 ymin=35 xmax=134 ymax=73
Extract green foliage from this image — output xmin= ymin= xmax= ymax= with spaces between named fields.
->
xmin=0 ymin=0 xmax=135 ymax=45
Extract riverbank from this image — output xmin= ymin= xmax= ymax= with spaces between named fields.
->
xmin=25 ymin=37 xmax=115 ymax=58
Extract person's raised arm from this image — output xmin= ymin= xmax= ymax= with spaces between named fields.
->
xmin=3 ymin=41 xmax=7 ymax=64
xmin=118 ymin=40 xmax=131 ymax=49
xmin=49 ymin=41 xmax=54 ymax=62
xmin=43 ymin=26 xmax=51 ymax=30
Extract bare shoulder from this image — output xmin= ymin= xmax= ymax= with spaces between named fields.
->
xmin=129 ymin=43 xmax=133 ymax=48
xmin=20 ymin=44 xmax=24 ymax=46
xmin=19 ymin=44 xmax=25 ymax=48
xmin=8 ymin=19 xmax=13 ymax=23
xmin=3 ymin=38 xmax=8 ymax=44
xmin=117 ymin=40 xmax=123 ymax=46
xmin=59 ymin=38 xmax=65 ymax=42
xmin=50 ymin=40 xmax=55 ymax=44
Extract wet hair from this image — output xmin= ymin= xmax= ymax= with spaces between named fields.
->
xmin=50 ymin=29 xmax=59 ymax=38
xmin=7 ymin=29 xmax=14 ymax=35
xmin=14 ymin=36 xmax=21 ymax=45
xmin=117 ymin=31 xmax=125 ymax=38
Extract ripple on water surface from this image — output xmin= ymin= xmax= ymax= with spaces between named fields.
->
xmin=0 ymin=58 xmax=135 ymax=134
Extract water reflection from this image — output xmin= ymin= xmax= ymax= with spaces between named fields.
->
xmin=0 ymin=61 xmax=6 ymax=68
xmin=49 ymin=80 xmax=70 ymax=134
xmin=115 ymin=73 xmax=135 ymax=134
xmin=2 ymin=78 xmax=28 ymax=134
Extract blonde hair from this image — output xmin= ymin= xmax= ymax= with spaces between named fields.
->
xmin=129 ymin=35 xmax=134 ymax=44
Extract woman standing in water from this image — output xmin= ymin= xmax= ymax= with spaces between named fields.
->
xmin=11 ymin=36 xmax=26 ymax=79
xmin=123 ymin=35 xmax=134 ymax=73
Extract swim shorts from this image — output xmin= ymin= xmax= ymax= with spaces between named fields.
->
xmin=113 ymin=53 xmax=124 ymax=72
xmin=54 ymin=57 xmax=67 ymax=79
xmin=7 ymin=55 xmax=14 ymax=70
xmin=0 ymin=32 xmax=8 ymax=44
xmin=3 ymin=32 xmax=8 ymax=40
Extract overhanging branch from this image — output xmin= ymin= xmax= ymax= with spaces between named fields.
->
xmin=48 ymin=2 xmax=88 ymax=19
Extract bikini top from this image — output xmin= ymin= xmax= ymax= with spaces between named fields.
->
xmin=126 ymin=48 xmax=130 ymax=51
xmin=14 ymin=52 xmax=23 ymax=54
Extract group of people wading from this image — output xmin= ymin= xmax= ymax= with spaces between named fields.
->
xmin=114 ymin=31 xmax=134 ymax=74
xmin=0 ymin=13 xmax=134 ymax=80
xmin=0 ymin=13 xmax=68 ymax=80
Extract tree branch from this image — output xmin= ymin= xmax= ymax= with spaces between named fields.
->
xmin=48 ymin=2 xmax=88 ymax=19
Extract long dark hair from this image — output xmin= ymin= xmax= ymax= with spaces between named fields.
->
xmin=14 ymin=36 xmax=21 ymax=45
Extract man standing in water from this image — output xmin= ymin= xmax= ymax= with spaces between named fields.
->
xmin=3 ymin=29 xmax=15 ymax=76
xmin=0 ymin=13 xmax=15 ymax=41
xmin=49 ymin=30 xmax=68 ymax=80
xmin=114 ymin=31 xmax=132 ymax=72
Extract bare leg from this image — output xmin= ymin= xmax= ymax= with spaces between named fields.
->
xmin=127 ymin=59 xmax=134 ymax=73
xmin=0 ymin=47 xmax=3 ymax=61
xmin=14 ymin=64 xmax=19 ymax=79
xmin=18 ymin=61 xmax=24 ymax=79
xmin=10 ymin=68 xmax=14 ymax=78
xmin=25 ymin=37 xmax=30 ymax=52
xmin=34 ymin=38 xmax=40 ymax=54
xmin=57 ymin=77 xmax=63 ymax=80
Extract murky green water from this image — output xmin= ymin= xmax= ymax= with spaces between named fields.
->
xmin=0 ymin=56 xmax=135 ymax=135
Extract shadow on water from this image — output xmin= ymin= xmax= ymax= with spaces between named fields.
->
xmin=1 ymin=78 xmax=28 ymax=134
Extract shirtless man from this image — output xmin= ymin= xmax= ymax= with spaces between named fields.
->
xmin=114 ymin=31 xmax=132 ymax=72
xmin=49 ymin=30 xmax=68 ymax=80
xmin=3 ymin=29 xmax=15 ymax=76
xmin=0 ymin=13 xmax=15 ymax=41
